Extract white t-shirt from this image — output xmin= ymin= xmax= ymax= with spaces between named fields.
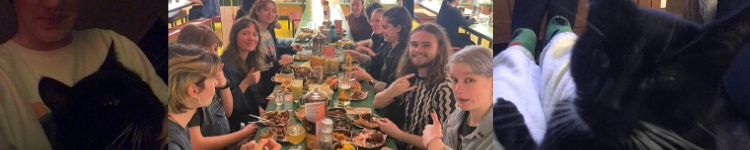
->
xmin=0 ymin=28 xmax=168 ymax=149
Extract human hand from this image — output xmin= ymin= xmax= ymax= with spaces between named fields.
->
xmin=376 ymin=118 xmax=401 ymax=136
xmin=279 ymin=55 xmax=294 ymax=65
xmin=422 ymin=109 xmax=443 ymax=147
xmin=216 ymin=63 xmax=228 ymax=88
xmin=356 ymin=47 xmax=375 ymax=56
xmin=239 ymin=138 xmax=282 ymax=150
xmin=242 ymin=122 xmax=259 ymax=136
xmin=350 ymin=67 xmax=373 ymax=82
xmin=242 ymin=68 xmax=261 ymax=86
xmin=385 ymin=73 xmax=418 ymax=96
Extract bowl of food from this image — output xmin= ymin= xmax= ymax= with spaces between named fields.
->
xmin=333 ymin=129 xmax=352 ymax=142
xmin=334 ymin=141 xmax=358 ymax=150
xmin=294 ymin=53 xmax=310 ymax=61
xmin=259 ymin=111 xmax=291 ymax=126
xmin=294 ymin=67 xmax=312 ymax=79
xmin=272 ymin=73 xmax=293 ymax=83
xmin=328 ymin=108 xmax=347 ymax=118
xmin=352 ymin=113 xmax=380 ymax=129
xmin=352 ymin=130 xmax=387 ymax=148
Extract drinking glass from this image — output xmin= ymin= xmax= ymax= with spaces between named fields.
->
xmin=286 ymin=124 xmax=306 ymax=150
xmin=291 ymin=79 xmax=304 ymax=103
xmin=337 ymin=74 xmax=351 ymax=107
xmin=273 ymin=90 xmax=286 ymax=110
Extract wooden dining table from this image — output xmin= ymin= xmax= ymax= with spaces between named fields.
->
xmin=252 ymin=1 xmax=398 ymax=150
xmin=417 ymin=1 xmax=493 ymax=46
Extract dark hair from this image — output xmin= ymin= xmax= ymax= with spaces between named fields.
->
xmin=382 ymin=6 xmax=412 ymax=43
xmin=396 ymin=23 xmax=453 ymax=85
xmin=176 ymin=24 xmax=223 ymax=52
xmin=364 ymin=2 xmax=384 ymax=21
xmin=248 ymin=0 xmax=279 ymax=31
xmin=223 ymin=16 xmax=265 ymax=73
xmin=443 ymin=0 xmax=457 ymax=5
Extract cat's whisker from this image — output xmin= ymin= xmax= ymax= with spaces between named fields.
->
xmin=107 ymin=123 xmax=135 ymax=149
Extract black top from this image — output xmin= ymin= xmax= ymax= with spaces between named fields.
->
xmin=436 ymin=2 xmax=474 ymax=38
xmin=348 ymin=14 xmax=374 ymax=42
xmin=458 ymin=112 xmax=476 ymax=149
xmin=371 ymin=34 xmax=384 ymax=54
xmin=369 ymin=42 xmax=407 ymax=84
xmin=221 ymin=54 xmax=263 ymax=132
xmin=168 ymin=120 xmax=192 ymax=150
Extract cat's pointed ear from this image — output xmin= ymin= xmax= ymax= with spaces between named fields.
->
xmin=679 ymin=5 xmax=750 ymax=76
xmin=38 ymin=77 xmax=73 ymax=111
xmin=98 ymin=39 xmax=120 ymax=71
xmin=585 ymin=0 xmax=640 ymax=36
xmin=697 ymin=5 xmax=750 ymax=55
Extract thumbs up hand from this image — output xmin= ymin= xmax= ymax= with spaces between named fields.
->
xmin=422 ymin=109 xmax=444 ymax=147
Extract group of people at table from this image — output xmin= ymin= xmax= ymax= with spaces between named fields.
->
xmin=167 ymin=0 xmax=495 ymax=149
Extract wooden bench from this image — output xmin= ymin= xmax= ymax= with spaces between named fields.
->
xmin=168 ymin=18 xmax=214 ymax=43
xmin=168 ymin=10 xmax=188 ymax=27
xmin=170 ymin=18 xmax=213 ymax=31
xmin=413 ymin=12 xmax=436 ymax=24
xmin=168 ymin=29 xmax=181 ymax=43
xmin=288 ymin=12 xmax=302 ymax=35
xmin=210 ymin=15 xmax=221 ymax=30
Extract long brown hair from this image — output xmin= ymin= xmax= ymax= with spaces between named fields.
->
xmin=247 ymin=0 xmax=279 ymax=31
xmin=396 ymin=23 xmax=453 ymax=85
xmin=382 ymin=6 xmax=412 ymax=43
xmin=176 ymin=24 xmax=222 ymax=52
xmin=222 ymin=16 xmax=265 ymax=73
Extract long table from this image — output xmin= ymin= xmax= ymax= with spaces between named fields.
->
xmin=417 ymin=1 xmax=493 ymax=46
xmin=253 ymin=1 xmax=398 ymax=149
xmin=291 ymin=0 xmax=353 ymax=47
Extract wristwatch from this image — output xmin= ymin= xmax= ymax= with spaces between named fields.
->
xmin=217 ymin=80 xmax=230 ymax=90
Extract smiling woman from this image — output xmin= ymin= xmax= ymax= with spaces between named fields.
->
xmin=0 ymin=0 xmax=168 ymax=149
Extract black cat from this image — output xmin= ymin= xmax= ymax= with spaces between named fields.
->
xmin=539 ymin=0 xmax=750 ymax=149
xmin=38 ymin=40 xmax=166 ymax=149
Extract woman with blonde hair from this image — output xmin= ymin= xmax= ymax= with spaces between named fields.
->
xmin=177 ymin=24 xmax=259 ymax=150
xmin=167 ymin=44 xmax=222 ymax=149
xmin=421 ymin=46 xmax=502 ymax=150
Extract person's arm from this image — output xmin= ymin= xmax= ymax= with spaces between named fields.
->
xmin=391 ymin=132 xmax=429 ymax=149
xmin=188 ymin=126 xmax=251 ymax=150
xmin=373 ymin=88 xmax=401 ymax=109
xmin=427 ymin=138 xmax=448 ymax=150
xmin=219 ymin=88 xmax=234 ymax=117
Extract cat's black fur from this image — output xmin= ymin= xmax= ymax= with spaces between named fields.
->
xmin=540 ymin=0 xmax=750 ymax=149
xmin=38 ymin=40 xmax=166 ymax=149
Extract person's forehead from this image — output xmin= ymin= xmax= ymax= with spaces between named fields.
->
xmin=410 ymin=31 xmax=437 ymax=42
xmin=450 ymin=63 xmax=476 ymax=75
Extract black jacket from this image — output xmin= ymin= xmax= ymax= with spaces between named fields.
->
xmin=436 ymin=2 xmax=474 ymax=46
xmin=220 ymin=54 xmax=263 ymax=132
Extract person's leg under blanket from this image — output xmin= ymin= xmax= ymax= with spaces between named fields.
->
xmin=493 ymin=45 xmax=547 ymax=144
xmin=538 ymin=32 xmax=578 ymax=121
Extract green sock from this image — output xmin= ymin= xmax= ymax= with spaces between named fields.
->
xmin=509 ymin=28 xmax=537 ymax=54
xmin=544 ymin=16 xmax=573 ymax=42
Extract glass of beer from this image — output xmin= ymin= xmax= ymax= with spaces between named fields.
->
xmin=337 ymin=74 xmax=351 ymax=107
xmin=325 ymin=56 xmax=339 ymax=75
xmin=291 ymin=79 xmax=304 ymax=103
xmin=286 ymin=124 xmax=307 ymax=150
